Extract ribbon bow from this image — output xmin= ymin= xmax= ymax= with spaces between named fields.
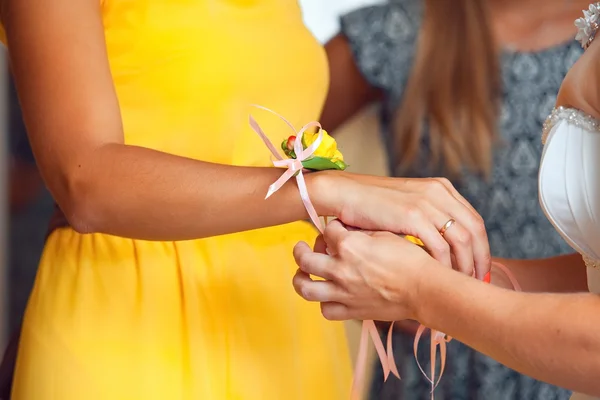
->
xmin=249 ymin=105 xmax=400 ymax=400
xmin=412 ymin=261 xmax=522 ymax=399
xmin=248 ymin=105 xmax=522 ymax=400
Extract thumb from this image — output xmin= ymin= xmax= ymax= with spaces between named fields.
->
xmin=323 ymin=219 xmax=349 ymax=256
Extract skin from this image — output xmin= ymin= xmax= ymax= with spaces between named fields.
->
xmin=320 ymin=0 xmax=594 ymax=333
xmin=321 ymin=0 xmax=593 ymax=132
xmin=0 ymin=0 xmax=489 ymax=274
xmin=293 ymin=37 xmax=600 ymax=397
xmin=293 ymin=221 xmax=597 ymax=396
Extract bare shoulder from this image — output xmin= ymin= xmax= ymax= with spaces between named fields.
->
xmin=556 ymin=38 xmax=600 ymax=119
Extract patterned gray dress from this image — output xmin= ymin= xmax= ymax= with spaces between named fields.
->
xmin=340 ymin=1 xmax=580 ymax=399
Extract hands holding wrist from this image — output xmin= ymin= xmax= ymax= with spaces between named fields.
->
xmin=309 ymin=170 xmax=491 ymax=279
xmin=292 ymin=219 xmax=444 ymax=322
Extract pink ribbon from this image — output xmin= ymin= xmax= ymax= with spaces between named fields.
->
xmin=248 ymin=105 xmax=399 ymax=400
xmin=248 ymin=106 xmax=522 ymax=400
xmin=412 ymin=261 xmax=522 ymax=400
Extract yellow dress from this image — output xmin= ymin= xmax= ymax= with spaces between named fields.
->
xmin=8 ymin=1 xmax=352 ymax=398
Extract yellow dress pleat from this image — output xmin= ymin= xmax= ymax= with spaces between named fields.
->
xmin=9 ymin=1 xmax=352 ymax=398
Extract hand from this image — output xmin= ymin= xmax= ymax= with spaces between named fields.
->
xmin=292 ymin=220 xmax=439 ymax=321
xmin=312 ymin=171 xmax=491 ymax=279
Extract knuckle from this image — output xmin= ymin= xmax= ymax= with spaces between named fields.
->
xmin=425 ymin=178 xmax=448 ymax=196
xmin=404 ymin=205 xmax=425 ymax=222
xmin=297 ymin=253 xmax=310 ymax=272
xmin=433 ymin=177 xmax=452 ymax=188
xmin=463 ymin=265 xmax=475 ymax=277
xmin=433 ymin=176 xmax=452 ymax=188
xmin=430 ymin=239 xmax=450 ymax=257
xmin=328 ymin=266 xmax=343 ymax=282
xmin=337 ymin=235 xmax=353 ymax=254
xmin=469 ymin=216 xmax=487 ymax=237
xmin=338 ymin=233 xmax=360 ymax=257
xmin=452 ymin=228 xmax=472 ymax=246
xmin=301 ymin=285 xmax=317 ymax=301
xmin=459 ymin=212 xmax=486 ymax=235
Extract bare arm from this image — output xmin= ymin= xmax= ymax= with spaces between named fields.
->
xmin=3 ymin=0 xmax=494 ymax=278
xmin=320 ymin=34 xmax=381 ymax=131
xmin=292 ymin=222 xmax=598 ymax=395
xmin=417 ymin=263 xmax=600 ymax=396
xmin=491 ymin=254 xmax=588 ymax=293
xmin=2 ymin=0 xmax=337 ymax=240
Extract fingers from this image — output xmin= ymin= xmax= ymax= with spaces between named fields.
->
xmin=419 ymin=203 xmax=474 ymax=275
xmin=428 ymin=178 xmax=491 ymax=279
xmin=322 ymin=219 xmax=349 ymax=256
xmin=292 ymin=270 xmax=345 ymax=303
xmin=293 ymin=241 xmax=336 ymax=281
xmin=404 ymin=206 xmax=452 ymax=268
xmin=313 ymin=235 xmax=327 ymax=254
xmin=434 ymin=177 xmax=478 ymax=215
xmin=442 ymin=204 xmax=489 ymax=279
xmin=320 ymin=302 xmax=350 ymax=321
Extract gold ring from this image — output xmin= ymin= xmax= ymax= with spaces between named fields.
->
xmin=439 ymin=218 xmax=455 ymax=237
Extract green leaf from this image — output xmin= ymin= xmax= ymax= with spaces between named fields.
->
xmin=281 ymin=140 xmax=296 ymax=159
xmin=302 ymin=156 xmax=347 ymax=171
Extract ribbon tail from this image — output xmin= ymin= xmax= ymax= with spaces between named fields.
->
xmin=351 ymin=322 xmax=371 ymax=400
xmin=434 ymin=338 xmax=447 ymax=390
xmin=491 ymin=261 xmax=522 ymax=291
xmin=265 ymin=168 xmax=297 ymax=199
xmin=365 ymin=320 xmax=391 ymax=380
xmin=430 ymin=330 xmax=436 ymax=399
xmin=414 ymin=325 xmax=434 ymax=386
xmin=248 ymin=115 xmax=284 ymax=161
xmin=251 ymin=104 xmax=298 ymax=133
xmin=386 ymin=322 xmax=400 ymax=379
xmin=295 ymin=171 xmax=323 ymax=233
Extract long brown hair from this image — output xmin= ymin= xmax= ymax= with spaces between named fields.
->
xmin=393 ymin=0 xmax=500 ymax=178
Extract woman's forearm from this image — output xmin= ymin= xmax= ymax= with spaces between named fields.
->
xmin=61 ymin=143 xmax=335 ymax=241
xmin=416 ymin=264 xmax=600 ymax=396
xmin=491 ymin=254 xmax=588 ymax=292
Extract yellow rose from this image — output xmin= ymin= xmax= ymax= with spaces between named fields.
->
xmin=302 ymin=129 xmax=344 ymax=162
xmin=331 ymin=149 xmax=344 ymax=163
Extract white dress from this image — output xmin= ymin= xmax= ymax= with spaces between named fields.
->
xmin=539 ymin=106 xmax=600 ymax=400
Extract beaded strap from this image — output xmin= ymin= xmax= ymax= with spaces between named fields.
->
xmin=575 ymin=3 xmax=600 ymax=50
xmin=541 ymin=106 xmax=600 ymax=144
xmin=583 ymin=255 xmax=600 ymax=270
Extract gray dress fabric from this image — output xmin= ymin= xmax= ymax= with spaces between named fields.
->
xmin=340 ymin=1 xmax=580 ymax=399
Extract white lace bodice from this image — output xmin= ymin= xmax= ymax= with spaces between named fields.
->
xmin=537 ymin=6 xmax=600 ymax=400
xmin=540 ymin=106 xmax=600 ymax=400
xmin=540 ymin=107 xmax=600 ymax=275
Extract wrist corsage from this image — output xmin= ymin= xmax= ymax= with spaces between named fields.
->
xmin=249 ymin=105 xmax=399 ymax=399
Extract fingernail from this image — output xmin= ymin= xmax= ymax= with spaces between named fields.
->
xmin=483 ymin=271 xmax=491 ymax=284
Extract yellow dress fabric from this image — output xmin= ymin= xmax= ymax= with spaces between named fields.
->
xmin=9 ymin=1 xmax=352 ymax=398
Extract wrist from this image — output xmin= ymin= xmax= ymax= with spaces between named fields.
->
xmin=305 ymin=170 xmax=346 ymax=217
xmin=412 ymin=259 xmax=460 ymax=326
xmin=410 ymin=258 xmax=438 ymax=323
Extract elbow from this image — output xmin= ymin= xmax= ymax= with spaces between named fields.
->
xmin=54 ymin=171 xmax=103 ymax=235
xmin=64 ymin=203 xmax=98 ymax=235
